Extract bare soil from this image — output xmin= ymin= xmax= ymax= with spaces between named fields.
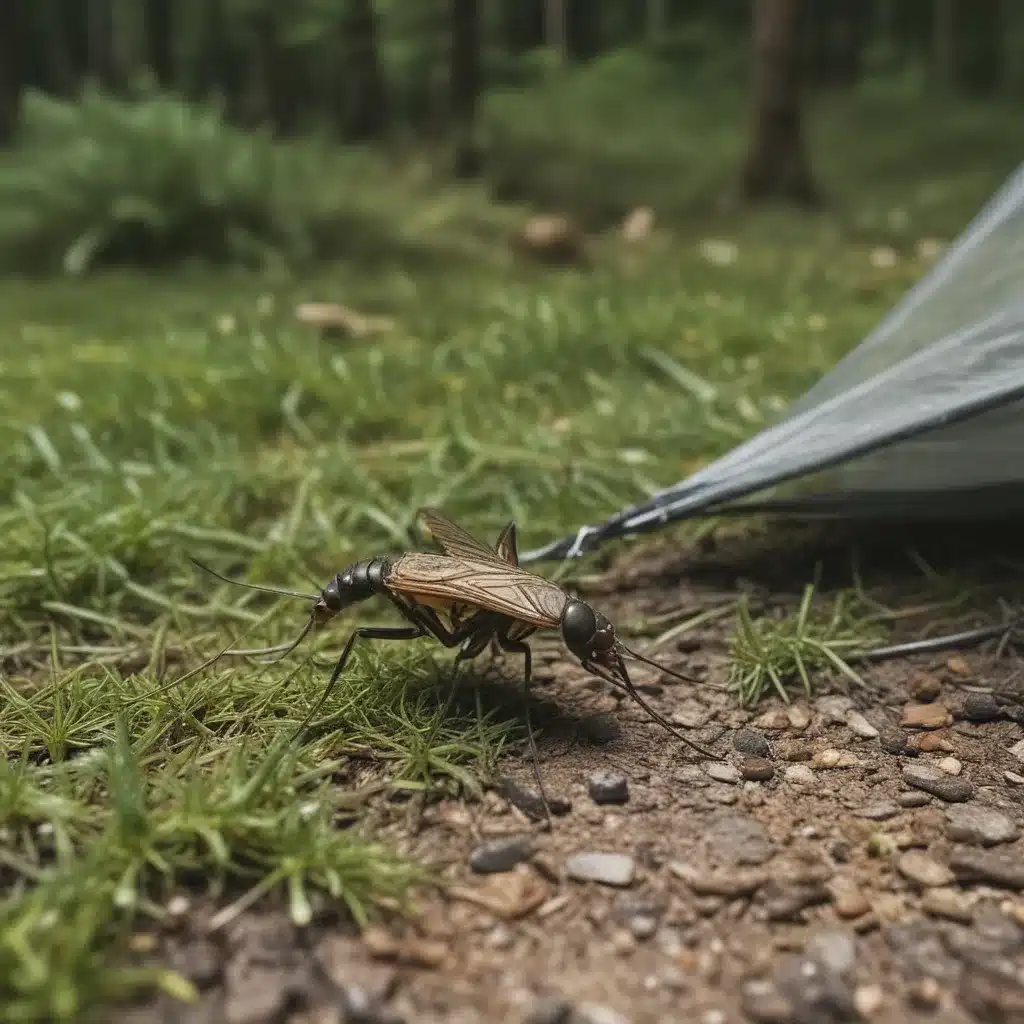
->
xmin=117 ymin=524 xmax=1024 ymax=1024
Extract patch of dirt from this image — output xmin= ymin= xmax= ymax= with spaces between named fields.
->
xmin=116 ymin=527 xmax=1024 ymax=1024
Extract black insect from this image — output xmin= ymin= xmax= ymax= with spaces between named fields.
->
xmin=181 ymin=510 xmax=721 ymax=819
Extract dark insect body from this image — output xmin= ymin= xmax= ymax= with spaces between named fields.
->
xmin=182 ymin=510 xmax=721 ymax=821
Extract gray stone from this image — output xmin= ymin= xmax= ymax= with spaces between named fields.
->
xmin=566 ymin=852 xmax=635 ymax=887
xmin=702 ymin=812 xmax=776 ymax=866
xmin=784 ymin=764 xmax=815 ymax=787
xmin=805 ymin=930 xmax=857 ymax=977
xmin=945 ymin=804 xmax=1019 ymax=846
xmin=705 ymin=762 xmax=741 ymax=784
xmin=586 ymin=771 xmax=630 ymax=805
xmin=845 ymin=711 xmax=879 ymax=739
xmin=470 ymin=836 xmax=534 ymax=874
xmin=733 ymin=728 xmax=771 ymax=758
xmin=902 ymin=764 xmax=974 ymax=802
xmin=854 ymin=802 xmax=900 ymax=821
xmin=962 ymin=693 xmax=1003 ymax=722
xmin=949 ymin=849 xmax=1024 ymax=890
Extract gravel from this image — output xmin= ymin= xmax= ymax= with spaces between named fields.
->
xmin=566 ymin=852 xmax=636 ymax=888
xmin=902 ymin=764 xmax=974 ymax=802
xmin=944 ymin=804 xmax=1019 ymax=846
xmin=586 ymin=771 xmax=630 ymax=805
xmin=470 ymin=836 xmax=535 ymax=874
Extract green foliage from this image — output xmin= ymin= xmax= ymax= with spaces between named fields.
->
xmin=727 ymin=587 xmax=879 ymax=706
xmin=0 ymin=89 xmax=344 ymax=274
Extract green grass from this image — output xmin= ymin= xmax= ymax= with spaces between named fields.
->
xmin=2 ymin=64 xmax=1023 ymax=1020
xmin=726 ymin=585 xmax=881 ymax=706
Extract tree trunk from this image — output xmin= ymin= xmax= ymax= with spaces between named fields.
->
xmin=647 ymin=0 xmax=668 ymax=43
xmin=450 ymin=0 xmax=481 ymax=177
xmin=741 ymin=0 xmax=817 ymax=205
xmin=544 ymin=0 xmax=568 ymax=65
xmin=341 ymin=0 xmax=387 ymax=141
xmin=933 ymin=0 xmax=955 ymax=88
xmin=0 ymin=0 xmax=22 ymax=145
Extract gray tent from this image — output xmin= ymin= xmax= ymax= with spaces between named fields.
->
xmin=522 ymin=160 xmax=1024 ymax=565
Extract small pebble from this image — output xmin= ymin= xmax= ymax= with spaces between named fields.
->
xmin=806 ymin=930 xmax=856 ymax=976
xmin=813 ymin=748 xmax=861 ymax=769
xmin=1009 ymin=739 xmax=1024 ymax=763
xmin=845 ymin=711 xmax=879 ymax=739
xmin=946 ymin=656 xmax=970 ymax=676
xmin=754 ymin=709 xmax=791 ymax=731
xmin=944 ymin=804 xmax=1019 ymax=846
xmin=937 ymin=757 xmax=961 ymax=776
xmin=962 ymin=693 xmax=1003 ymax=722
xmin=587 ymin=771 xmax=630 ymax=805
xmin=740 ymin=757 xmax=774 ymax=782
xmin=897 ymin=850 xmax=954 ymax=888
xmin=878 ymin=727 xmax=908 ymax=755
xmin=1005 ymin=770 xmax=1024 ymax=786
xmin=818 ymin=695 xmax=855 ymax=723
xmin=787 ymin=705 xmax=811 ymax=730
xmin=775 ymin=740 xmax=813 ymax=762
xmin=784 ymin=764 xmax=815 ymax=786
xmin=908 ymin=673 xmax=942 ymax=702
xmin=733 ymin=728 xmax=771 ymax=758
xmin=566 ymin=852 xmax=635 ymax=888
xmin=902 ymin=764 xmax=974 ymax=803
xmin=829 ymin=876 xmax=871 ymax=919
xmin=628 ymin=914 xmax=658 ymax=940
xmin=901 ymin=703 xmax=953 ymax=729
xmin=907 ymin=731 xmax=954 ymax=755
xmin=854 ymin=802 xmax=900 ymax=821
xmin=921 ymin=887 xmax=974 ymax=924
xmin=705 ymin=763 xmax=741 ymax=785
xmin=854 ymin=985 xmax=884 ymax=1016
xmin=470 ymin=836 xmax=534 ymax=874
xmin=898 ymin=791 xmax=931 ymax=808
xmin=950 ymin=849 xmax=1024 ymax=889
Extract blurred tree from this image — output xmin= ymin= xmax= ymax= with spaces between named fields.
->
xmin=0 ymin=0 xmax=23 ymax=145
xmin=341 ymin=0 xmax=388 ymax=139
xmin=742 ymin=0 xmax=817 ymax=204
xmin=545 ymin=0 xmax=568 ymax=64
xmin=802 ymin=0 xmax=869 ymax=88
xmin=933 ymin=0 xmax=955 ymax=87
xmin=146 ymin=0 xmax=174 ymax=87
xmin=451 ymin=0 xmax=481 ymax=176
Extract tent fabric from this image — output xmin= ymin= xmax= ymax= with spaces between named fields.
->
xmin=521 ymin=159 xmax=1024 ymax=564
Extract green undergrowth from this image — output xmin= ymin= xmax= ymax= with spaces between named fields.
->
xmin=727 ymin=585 xmax=884 ymax=706
xmin=1 ymin=74 xmax=1021 ymax=1020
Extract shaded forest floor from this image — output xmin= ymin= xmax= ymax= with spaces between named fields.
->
xmin=2 ymin=79 xmax=1024 ymax=1023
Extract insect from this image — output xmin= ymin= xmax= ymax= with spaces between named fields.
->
xmin=183 ymin=510 xmax=721 ymax=820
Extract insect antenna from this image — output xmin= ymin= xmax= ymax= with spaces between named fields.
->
xmin=616 ymin=642 xmax=725 ymax=690
xmin=189 ymin=558 xmax=319 ymax=602
xmin=584 ymin=657 xmax=720 ymax=760
xmin=258 ymin=616 xmax=315 ymax=665
xmin=124 ymin=607 xmax=278 ymax=706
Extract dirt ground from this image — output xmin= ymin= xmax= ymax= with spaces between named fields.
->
xmin=117 ymin=523 xmax=1024 ymax=1024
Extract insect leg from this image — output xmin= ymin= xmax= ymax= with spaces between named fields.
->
xmin=291 ymin=623 xmax=425 ymax=743
xmin=581 ymin=658 xmax=719 ymax=761
xmin=494 ymin=628 xmax=552 ymax=828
